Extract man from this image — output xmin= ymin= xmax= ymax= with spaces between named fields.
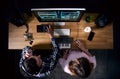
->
xmin=19 ymin=25 xmax=60 ymax=78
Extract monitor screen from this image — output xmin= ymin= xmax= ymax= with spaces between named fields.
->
xmin=31 ymin=8 xmax=86 ymax=22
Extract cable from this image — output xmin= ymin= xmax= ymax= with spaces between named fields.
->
xmin=76 ymin=22 xmax=80 ymax=40
xmin=25 ymin=23 xmax=29 ymax=33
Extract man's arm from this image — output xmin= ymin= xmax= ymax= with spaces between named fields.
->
xmin=19 ymin=46 xmax=33 ymax=77
xmin=46 ymin=25 xmax=59 ymax=48
xmin=46 ymin=25 xmax=60 ymax=68
xmin=19 ymin=46 xmax=33 ymax=68
xmin=33 ymin=25 xmax=60 ymax=78
xmin=75 ymin=40 xmax=92 ymax=57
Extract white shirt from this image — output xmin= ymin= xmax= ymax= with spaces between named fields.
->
xmin=59 ymin=50 xmax=96 ymax=75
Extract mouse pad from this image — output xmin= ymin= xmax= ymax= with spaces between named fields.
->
xmin=37 ymin=24 xmax=48 ymax=32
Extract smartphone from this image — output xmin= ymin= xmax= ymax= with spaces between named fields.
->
xmin=37 ymin=24 xmax=49 ymax=32
xmin=87 ymin=31 xmax=95 ymax=41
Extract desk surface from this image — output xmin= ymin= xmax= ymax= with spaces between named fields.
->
xmin=8 ymin=13 xmax=113 ymax=49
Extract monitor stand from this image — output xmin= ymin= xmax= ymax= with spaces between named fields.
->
xmin=54 ymin=22 xmax=65 ymax=26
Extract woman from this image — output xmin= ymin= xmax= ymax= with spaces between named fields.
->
xmin=59 ymin=40 xmax=96 ymax=78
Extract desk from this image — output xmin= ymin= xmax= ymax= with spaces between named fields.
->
xmin=8 ymin=13 xmax=113 ymax=49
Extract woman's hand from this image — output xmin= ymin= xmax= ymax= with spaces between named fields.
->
xmin=75 ymin=40 xmax=85 ymax=49
xmin=75 ymin=40 xmax=92 ymax=56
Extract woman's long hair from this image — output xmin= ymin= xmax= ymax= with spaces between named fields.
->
xmin=68 ymin=57 xmax=93 ymax=78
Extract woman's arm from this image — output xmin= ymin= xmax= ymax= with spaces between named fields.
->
xmin=75 ymin=40 xmax=92 ymax=57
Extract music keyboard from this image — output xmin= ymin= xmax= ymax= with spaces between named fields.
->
xmin=55 ymin=37 xmax=72 ymax=49
xmin=58 ymin=43 xmax=71 ymax=49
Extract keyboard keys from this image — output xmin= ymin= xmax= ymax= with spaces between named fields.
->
xmin=59 ymin=43 xmax=71 ymax=49
xmin=55 ymin=37 xmax=72 ymax=49
xmin=54 ymin=29 xmax=70 ymax=36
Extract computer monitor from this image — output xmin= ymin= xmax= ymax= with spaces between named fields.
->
xmin=31 ymin=8 xmax=86 ymax=26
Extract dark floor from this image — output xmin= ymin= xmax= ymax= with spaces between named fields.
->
xmin=6 ymin=49 xmax=120 ymax=79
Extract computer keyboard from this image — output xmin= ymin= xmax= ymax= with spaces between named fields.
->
xmin=55 ymin=37 xmax=72 ymax=49
xmin=54 ymin=29 xmax=70 ymax=36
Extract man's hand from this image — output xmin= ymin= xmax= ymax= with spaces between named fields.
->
xmin=24 ymin=49 xmax=33 ymax=59
xmin=46 ymin=25 xmax=54 ymax=38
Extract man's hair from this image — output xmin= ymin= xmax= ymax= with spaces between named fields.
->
xmin=23 ymin=58 xmax=40 ymax=75
xmin=68 ymin=57 xmax=93 ymax=78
